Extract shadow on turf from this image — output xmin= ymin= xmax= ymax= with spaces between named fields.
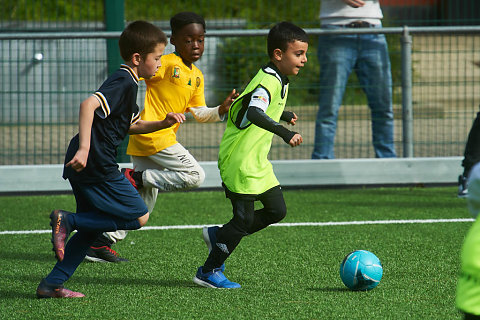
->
xmin=0 ymin=249 xmax=52 ymax=262
xmin=0 ymin=274 xmax=197 ymax=300
xmin=0 ymin=289 xmax=34 ymax=299
xmin=73 ymin=276 xmax=196 ymax=288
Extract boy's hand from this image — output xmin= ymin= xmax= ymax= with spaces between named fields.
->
xmin=65 ymin=148 xmax=89 ymax=172
xmin=164 ymin=112 xmax=186 ymax=126
xmin=219 ymin=89 xmax=239 ymax=116
xmin=287 ymin=112 xmax=298 ymax=126
xmin=289 ymin=133 xmax=303 ymax=147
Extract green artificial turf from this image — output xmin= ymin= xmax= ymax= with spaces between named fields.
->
xmin=0 ymin=187 xmax=471 ymax=319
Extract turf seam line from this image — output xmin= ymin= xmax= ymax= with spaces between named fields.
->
xmin=0 ymin=218 xmax=474 ymax=235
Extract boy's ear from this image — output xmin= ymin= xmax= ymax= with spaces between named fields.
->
xmin=272 ymin=48 xmax=283 ymax=62
xmin=131 ymin=53 xmax=141 ymax=66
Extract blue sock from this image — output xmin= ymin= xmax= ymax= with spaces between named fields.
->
xmin=45 ymin=231 xmax=99 ymax=285
xmin=45 ymin=213 xmax=141 ymax=285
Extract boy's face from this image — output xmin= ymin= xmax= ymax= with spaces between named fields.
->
xmin=273 ymin=40 xmax=308 ymax=76
xmin=138 ymin=43 xmax=166 ymax=79
xmin=170 ymin=23 xmax=205 ymax=67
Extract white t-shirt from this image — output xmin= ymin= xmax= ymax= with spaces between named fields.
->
xmin=319 ymin=0 xmax=383 ymax=25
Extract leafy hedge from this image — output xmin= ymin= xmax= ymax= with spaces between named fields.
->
xmin=2 ymin=0 xmax=401 ymax=106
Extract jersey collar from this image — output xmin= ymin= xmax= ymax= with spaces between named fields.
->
xmin=120 ymin=64 xmax=139 ymax=85
xmin=263 ymin=62 xmax=289 ymax=87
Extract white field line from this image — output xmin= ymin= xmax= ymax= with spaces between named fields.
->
xmin=0 ymin=218 xmax=474 ymax=235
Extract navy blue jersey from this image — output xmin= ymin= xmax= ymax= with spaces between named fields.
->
xmin=63 ymin=65 xmax=141 ymax=183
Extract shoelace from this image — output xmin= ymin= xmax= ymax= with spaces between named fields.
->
xmin=105 ymin=246 xmax=119 ymax=256
xmin=91 ymin=246 xmax=119 ymax=256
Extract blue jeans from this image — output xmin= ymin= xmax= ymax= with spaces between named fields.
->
xmin=312 ymin=24 xmax=396 ymax=159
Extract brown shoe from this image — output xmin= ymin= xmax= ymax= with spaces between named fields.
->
xmin=36 ymin=279 xmax=84 ymax=298
xmin=49 ymin=210 xmax=72 ymax=261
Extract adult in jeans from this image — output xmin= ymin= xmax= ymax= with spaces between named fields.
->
xmin=312 ymin=0 xmax=396 ymax=159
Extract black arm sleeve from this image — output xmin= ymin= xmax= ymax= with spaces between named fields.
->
xmin=280 ymin=111 xmax=295 ymax=123
xmin=246 ymin=107 xmax=296 ymax=144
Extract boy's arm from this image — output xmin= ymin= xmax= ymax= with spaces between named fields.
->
xmin=218 ymin=89 xmax=238 ymax=116
xmin=280 ymin=111 xmax=298 ymax=125
xmin=65 ymin=95 xmax=99 ymax=172
xmin=246 ymin=107 xmax=302 ymax=147
xmin=129 ymin=112 xmax=186 ymax=134
xmin=189 ymin=106 xmax=222 ymax=122
xmin=189 ymin=89 xmax=238 ymax=123
xmin=244 ymin=87 xmax=302 ymax=147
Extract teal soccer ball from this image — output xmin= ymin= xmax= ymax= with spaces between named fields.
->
xmin=339 ymin=250 xmax=383 ymax=291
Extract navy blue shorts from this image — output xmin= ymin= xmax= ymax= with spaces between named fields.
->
xmin=69 ymin=174 xmax=148 ymax=220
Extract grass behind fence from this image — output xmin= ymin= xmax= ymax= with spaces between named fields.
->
xmin=0 ymin=187 xmax=472 ymax=319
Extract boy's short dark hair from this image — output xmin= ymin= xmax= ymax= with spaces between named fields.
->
xmin=267 ymin=21 xmax=308 ymax=58
xmin=170 ymin=12 xmax=206 ymax=35
xmin=119 ymin=20 xmax=168 ymax=61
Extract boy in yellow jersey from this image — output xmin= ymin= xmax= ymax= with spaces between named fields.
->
xmin=193 ymin=22 xmax=308 ymax=288
xmin=85 ymin=12 xmax=238 ymax=262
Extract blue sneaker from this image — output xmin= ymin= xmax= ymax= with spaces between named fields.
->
xmin=203 ymin=226 xmax=225 ymax=272
xmin=193 ymin=267 xmax=241 ymax=289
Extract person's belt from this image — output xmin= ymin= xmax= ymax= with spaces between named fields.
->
xmin=344 ymin=20 xmax=373 ymax=28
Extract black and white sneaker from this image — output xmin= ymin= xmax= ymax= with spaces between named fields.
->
xmin=202 ymin=226 xmax=225 ymax=272
xmin=458 ymin=174 xmax=468 ymax=198
xmin=85 ymin=245 xmax=128 ymax=263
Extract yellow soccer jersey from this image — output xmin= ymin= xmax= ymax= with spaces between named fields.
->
xmin=127 ymin=52 xmax=206 ymax=156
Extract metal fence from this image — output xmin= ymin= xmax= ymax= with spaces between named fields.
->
xmin=1 ymin=26 xmax=479 ymax=165
xmin=1 ymin=0 xmax=480 ymax=165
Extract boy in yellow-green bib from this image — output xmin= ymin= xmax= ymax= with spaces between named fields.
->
xmin=193 ymin=21 xmax=309 ymax=289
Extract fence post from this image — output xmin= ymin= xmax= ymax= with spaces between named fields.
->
xmin=104 ymin=0 xmax=124 ymax=75
xmin=104 ymin=0 xmax=130 ymax=163
xmin=401 ymin=25 xmax=414 ymax=157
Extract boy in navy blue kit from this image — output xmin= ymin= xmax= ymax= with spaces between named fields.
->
xmin=36 ymin=20 xmax=185 ymax=298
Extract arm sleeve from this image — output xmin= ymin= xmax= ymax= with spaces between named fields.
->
xmin=246 ymin=107 xmax=296 ymax=144
xmin=280 ymin=111 xmax=295 ymax=123
xmin=189 ymin=106 xmax=223 ymax=122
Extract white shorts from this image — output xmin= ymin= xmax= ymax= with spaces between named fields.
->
xmin=104 ymin=143 xmax=205 ymax=243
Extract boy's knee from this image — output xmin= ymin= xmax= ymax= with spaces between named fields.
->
xmin=232 ymin=217 xmax=253 ymax=236
xmin=267 ymin=205 xmax=287 ymax=224
xmin=186 ymin=166 xmax=205 ymax=188
xmin=272 ymin=207 xmax=287 ymax=223
xmin=138 ymin=212 xmax=150 ymax=227
xmin=232 ymin=211 xmax=255 ymax=235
